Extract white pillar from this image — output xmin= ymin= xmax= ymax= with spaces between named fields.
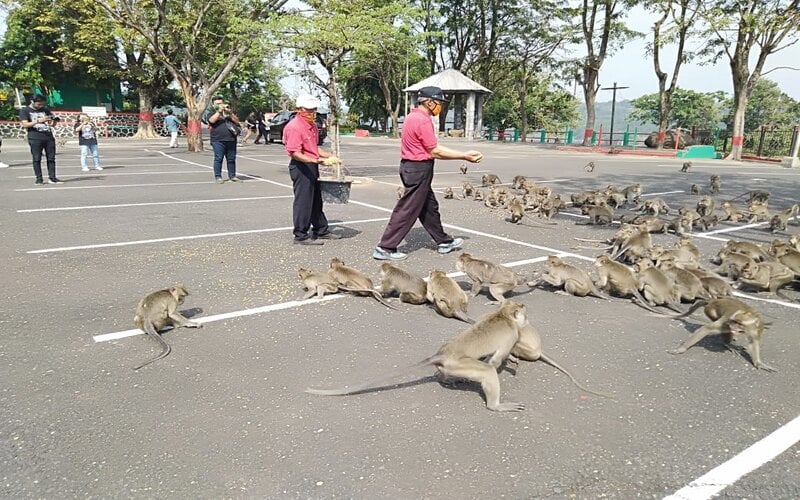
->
xmin=465 ymin=93 xmax=476 ymax=140
xmin=475 ymin=94 xmax=485 ymax=140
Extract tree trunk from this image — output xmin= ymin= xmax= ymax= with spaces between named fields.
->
xmin=727 ymin=87 xmax=748 ymax=161
xmin=656 ymin=90 xmax=670 ymax=149
xmin=581 ymin=68 xmax=599 ymax=146
xmin=518 ymin=80 xmax=528 ymax=142
xmin=133 ymin=90 xmax=158 ymax=139
xmin=326 ymin=65 xmax=343 ymax=178
xmin=184 ymin=94 xmax=205 ymax=152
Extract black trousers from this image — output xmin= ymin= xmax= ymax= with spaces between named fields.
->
xmin=289 ymin=160 xmax=329 ymax=240
xmin=378 ymin=159 xmax=451 ymax=251
xmin=29 ymin=136 xmax=57 ymax=181
xmin=257 ymin=124 xmax=269 ymax=142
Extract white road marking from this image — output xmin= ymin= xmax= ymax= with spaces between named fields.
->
xmin=93 ymin=256 xmax=552 ymax=343
xmin=17 ymin=196 xmax=293 ymax=213
xmin=27 ymin=217 xmax=389 ymax=254
xmin=665 ymin=414 xmax=800 ymax=500
xmin=16 ymin=181 xmax=215 ymax=191
xmin=17 ymin=170 xmax=206 ymax=179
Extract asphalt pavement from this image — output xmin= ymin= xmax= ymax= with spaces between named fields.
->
xmin=1 ymin=135 xmax=798 ymax=498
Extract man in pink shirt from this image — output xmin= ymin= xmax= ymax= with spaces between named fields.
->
xmin=283 ymin=95 xmax=341 ymax=245
xmin=373 ymin=86 xmax=482 ymax=260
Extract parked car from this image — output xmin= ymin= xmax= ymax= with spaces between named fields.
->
xmin=268 ymin=110 xmax=327 ymax=145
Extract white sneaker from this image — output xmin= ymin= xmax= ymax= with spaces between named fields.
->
xmin=81 ymin=167 xmax=90 ymax=172
xmin=0 ymin=162 xmax=9 ymax=169
xmin=93 ymin=166 xmax=103 ymax=171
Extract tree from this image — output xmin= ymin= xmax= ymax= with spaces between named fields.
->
xmin=283 ymin=0 xmax=418 ymax=169
xmin=719 ymin=78 xmax=800 ymax=132
xmin=629 ymin=88 xmax=726 ymax=130
xmin=647 ymin=0 xmax=701 ymax=148
xmin=95 ymin=0 xmax=287 ymax=151
xmin=699 ymin=0 xmax=800 ymax=160
xmin=573 ymin=0 xmax=640 ymax=146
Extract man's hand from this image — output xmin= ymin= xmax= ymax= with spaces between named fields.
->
xmin=320 ymin=156 xmax=341 ymax=166
xmin=464 ymin=150 xmax=482 ymax=163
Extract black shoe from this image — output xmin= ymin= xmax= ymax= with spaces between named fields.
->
xmin=47 ymin=178 xmax=64 ymax=184
xmin=294 ymin=238 xmax=324 ymax=246
xmin=35 ymin=179 xmax=44 ymax=185
xmin=254 ymin=141 xmax=261 ymax=145
xmin=314 ymin=232 xmax=341 ymax=240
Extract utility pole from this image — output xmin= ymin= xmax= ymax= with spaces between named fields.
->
xmin=601 ymin=82 xmax=629 ymax=146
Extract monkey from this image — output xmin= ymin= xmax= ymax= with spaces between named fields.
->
xmin=443 ymin=187 xmax=456 ymax=199
xmin=460 ymin=162 xmax=468 ymax=175
xmin=680 ymin=161 xmax=692 ymax=172
xmin=696 ymin=195 xmax=715 ymax=217
xmin=693 ymin=213 xmax=720 ymax=232
xmin=473 ymin=189 xmax=485 ymax=202
xmin=299 ymin=267 xmax=399 ymax=310
xmin=132 ymin=285 xmax=201 ymax=370
xmin=511 ymin=175 xmax=527 ymax=189
xmin=713 ymin=251 xmax=757 ymax=280
xmin=570 ymin=190 xmax=600 ymax=208
xmin=618 ymin=215 xmax=666 ymax=234
xmin=690 ymin=184 xmax=700 ymax=195
xmin=649 ymin=245 xmax=699 ymax=270
xmin=639 ymin=198 xmax=671 ymax=216
xmin=506 ymin=322 xmax=611 ymax=398
xmin=481 ymin=173 xmax=501 ymax=187
xmin=484 ymin=192 xmax=500 ymax=209
xmin=790 ymin=234 xmax=800 ymax=251
xmin=378 ymin=262 xmax=427 ymax=305
xmin=612 ymin=227 xmax=653 ymax=263
xmin=632 ymin=259 xmax=685 ymax=313
xmin=720 ymin=201 xmax=745 ymax=222
xmin=664 ymin=214 xmax=694 ymax=237
xmin=584 ymin=161 xmax=595 ymax=172
xmin=621 ymin=183 xmax=642 ymax=206
xmin=462 ymin=182 xmax=475 ymax=198
xmin=746 ymin=200 xmax=770 ymax=223
xmin=456 ymin=253 xmax=530 ymax=303
xmin=684 ymin=268 xmax=733 ymax=298
xmin=656 ymin=259 xmax=711 ymax=302
xmin=593 ymin=255 xmax=674 ymax=315
xmin=306 ymin=301 xmax=530 ymax=411
xmin=675 ymin=238 xmax=702 ymax=264
xmin=668 ymin=298 xmax=775 ymax=371
xmin=768 ymin=204 xmax=799 ymax=233
xmin=508 ymin=199 xmax=525 ymax=223
xmin=728 ymin=189 xmax=771 ymax=204
xmin=715 ymin=240 xmax=772 ymax=263
xmin=396 ymin=186 xmax=405 ymax=199
xmin=605 ymin=191 xmax=627 ymax=209
xmin=737 ymin=260 xmax=796 ymax=301
xmin=531 ymin=256 xmax=609 ymax=300
xmin=579 ymin=204 xmax=614 ymax=225
xmin=426 ymin=270 xmax=475 ymax=324
xmin=771 ymin=244 xmax=800 ymax=276
xmin=709 ymin=174 xmax=721 ymax=194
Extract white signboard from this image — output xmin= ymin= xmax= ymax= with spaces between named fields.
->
xmin=82 ymin=106 xmax=108 ymax=117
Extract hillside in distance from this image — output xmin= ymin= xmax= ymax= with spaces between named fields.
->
xmin=576 ymin=99 xmax=656 ymax=132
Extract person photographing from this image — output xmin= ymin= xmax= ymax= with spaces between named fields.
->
xmin=372 ymin=86 xmax=482 ymax=261
xmin=205 ymin=96 xmax=241 ymax=183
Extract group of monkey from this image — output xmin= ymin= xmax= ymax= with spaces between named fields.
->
xmin=129 ymin=162 xmax=798 ymax=412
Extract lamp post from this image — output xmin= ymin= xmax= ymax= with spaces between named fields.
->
xmin=601 ymin=82 xmax=629 ymax=146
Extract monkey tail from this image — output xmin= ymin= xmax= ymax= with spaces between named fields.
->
xmin=133 ymin=322 xmax=172 ymax=370
xmin=538 ymin=353 xmax=613 ymax=399
xmin=306 ymin=355 xmax=443 ymax=396
xmin=454 ymin=311 xmax=476 ymax=324
xmin=338 ymin=286 xmax=400 ymax=310
xmin=670 ymin=300 xmax=706 ymax=320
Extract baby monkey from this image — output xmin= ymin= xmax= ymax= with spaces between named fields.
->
xmin=299 ymin=265 xmax=398 ymax=310
xmin=133 ymin=285 xmax=202 ymax=370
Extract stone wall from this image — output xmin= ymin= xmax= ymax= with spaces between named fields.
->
xmin=0 ymin=111 xmax=185 ymax=139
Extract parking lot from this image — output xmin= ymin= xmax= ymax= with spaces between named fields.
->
xmin=1 ymin=135 xmax=799 ymax=498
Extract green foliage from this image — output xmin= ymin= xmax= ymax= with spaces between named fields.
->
xmin=737 ymin=78 xmax=800 ymax=131
xmin=628 ymin=88 xmax=727 ymax=130
xmin=483 ymin=79 xmax=580 ymax=130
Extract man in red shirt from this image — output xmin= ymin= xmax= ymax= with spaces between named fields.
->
xmin=283 ymin=95 xmax=341 ymax=245
xmin=373 ymin=86 xmax=482 ymax=260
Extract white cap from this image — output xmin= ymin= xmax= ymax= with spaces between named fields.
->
xmin=296 ymin=94 xmax=321 ymax=109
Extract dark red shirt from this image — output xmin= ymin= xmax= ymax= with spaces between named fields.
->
xmin=401 ymin=108 xmax=437 ymax=161
xmin=283 ymin=114 xmax=319 ymax=161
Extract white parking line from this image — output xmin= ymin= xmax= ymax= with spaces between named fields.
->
xmin=17 ymin=170 xmax=206 ymax=179
xmin=665 ymin=414 xmax=800 ymax=500
xmin=93 ymin=256 xmax=553 ymax=343
xmin=15 ymin=181 xmax=215 ymax=191
xmin=27 ymin=217 xmax=389 ymax=254
xmin=17 ymin=196 xmax=293 ymax=213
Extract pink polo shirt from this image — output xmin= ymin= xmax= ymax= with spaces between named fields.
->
xmin=283 ymin=114 xmax=319 ymax=161
xmin=401 ymin=108 xmax=437 ymax=161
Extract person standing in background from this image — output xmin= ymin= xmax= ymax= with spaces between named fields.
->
xmin=204 ymin=95 xmax=241 ymax=183
xmin=18 ymin=94 xmax=62 ymax=184
xmin=74 ymin=114 xmax=103 ymax=172
xmin=164 ymin=109 xmax=181 ymax=148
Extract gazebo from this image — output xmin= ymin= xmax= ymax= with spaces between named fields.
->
xmin=404 ymin=69 xmax=492 ymax=140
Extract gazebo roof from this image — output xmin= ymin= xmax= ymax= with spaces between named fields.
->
xmin=404 ymin=69 xmax=492 ymax=94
